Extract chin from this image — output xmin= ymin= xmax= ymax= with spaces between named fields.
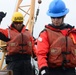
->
xmin=55 ymin=24 xmax=60 ymax=26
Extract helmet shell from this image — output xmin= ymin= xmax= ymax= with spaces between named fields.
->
xmin=12 ymin=12 xmax=24 ymax=22
xmin=47 ymin=0 xmax=69 ymax=17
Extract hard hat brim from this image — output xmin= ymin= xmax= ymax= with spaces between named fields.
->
xmin=47 ymin=8 xmax=69 ymax=17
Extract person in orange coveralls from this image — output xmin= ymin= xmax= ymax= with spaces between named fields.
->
xmin=0 ymin=11 xmax=36 ymax=75
xmin=36 ymin=0 xmax=76 ymax=75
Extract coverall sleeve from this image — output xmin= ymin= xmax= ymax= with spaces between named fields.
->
xmin=36 ymin=31 xmax=49 ymax=69
xmin=0 ymin=28 xmax=9 ymax=42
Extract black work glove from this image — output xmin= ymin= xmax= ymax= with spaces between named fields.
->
xmin=0 ymin=12 xmax=7 ymax=23
xmin=39 ymin=66 xmax=50 ymax=75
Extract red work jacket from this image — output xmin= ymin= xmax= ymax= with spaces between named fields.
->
xmin=37 ymin=25 xmax=76 ymax=69
xmin=0 ymin=25 xmax=36 ymax=56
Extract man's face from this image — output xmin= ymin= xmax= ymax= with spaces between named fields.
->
xmin=13 ymin=21 xmax=23 ymax=31
xmin=51 ymin=16 xmax=65 ymax=26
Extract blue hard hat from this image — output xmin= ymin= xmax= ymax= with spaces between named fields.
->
xmin=47 ymin=0 xmax=69 ymax=17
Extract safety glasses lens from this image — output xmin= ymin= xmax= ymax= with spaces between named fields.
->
xmin=51 ymin=16 xmax=64 ymax=19
xmin=13 ymin=22 xmax=23 ymax=24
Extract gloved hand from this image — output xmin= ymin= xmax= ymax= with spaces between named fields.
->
xmin=39 ymin=66 xmax=49 ymax=75
xmin=0 ymin=12 xmax=7 ymax=23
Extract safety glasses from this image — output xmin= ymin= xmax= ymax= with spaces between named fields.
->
xmin=13 ymin=21 xmax=23 ymax=24
xmin=51 ymin=16 xmax=64 ymax=19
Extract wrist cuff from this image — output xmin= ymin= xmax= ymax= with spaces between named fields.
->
xmin=41 ymin=69 xmax=46 ymax=75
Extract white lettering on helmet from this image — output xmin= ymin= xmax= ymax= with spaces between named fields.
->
xmin=14 ymin=17 xmax=23 ymax=21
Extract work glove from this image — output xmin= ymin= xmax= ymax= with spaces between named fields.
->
xmin=39 ymin=66 xmax=50 ymax=75
xmin=0 ymin=12 xmax=7 ymax=23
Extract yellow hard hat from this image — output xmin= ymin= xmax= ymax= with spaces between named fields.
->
xmin=12 ymin=12 xmax=24 ymax=22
